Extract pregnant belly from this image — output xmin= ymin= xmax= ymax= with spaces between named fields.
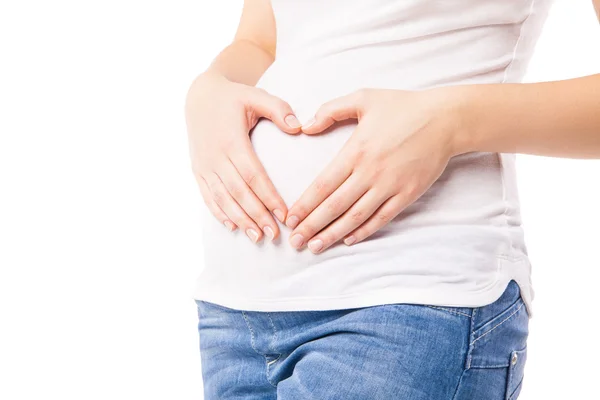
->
xmin=250 ymin=61 xmax=365 ymax=206
xmin=250 ymin=117 xmax=355 ymax=207
xmin=199 ymin=112 xmax=363 ymax=272
xmin=199 ymin=61 xmax=510 ymax=272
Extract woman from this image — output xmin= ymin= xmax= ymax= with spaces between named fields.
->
xmin=185 ymin=1 xmax=600 ymax=398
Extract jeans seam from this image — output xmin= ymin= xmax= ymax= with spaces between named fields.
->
xmin=423 ymin=305 xmax=472 ymax=318
xmin=472 ymin=364 xmax=510 ymax=369
xmin=507 ymin=377 xmax=524 ymax=400
xmin=241 ymin=311 xmax=279 ymax=388
xmin=470 ymin=302 xmax=525 ymax=346
xmin=451 ymin=368 xmax=467 ymax=400
xmin=265 ymin=359 xmax=279 ymax=388
xmin=473 ymin=295 xmax=521 ymax=335
xmin=466 ymin=307 xmax=477 ymax=369
xmin=451 ymin=307 xmax=477 ymax=399
xmin=241 ymin=311 xmax=261 ymax=355
xmin=265 ymin=313 xmax=282 ymax=388
xmin=266 ymin=313 xmax=280 ymax=354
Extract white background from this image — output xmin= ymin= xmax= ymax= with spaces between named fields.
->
xmin=1 ymin=1 xmax=599 ymax=399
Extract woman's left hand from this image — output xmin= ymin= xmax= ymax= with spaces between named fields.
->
xmin=285 ymin=87 xmax=469 ymax=253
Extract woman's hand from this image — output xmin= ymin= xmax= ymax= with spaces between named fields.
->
xmin=185 ymin=72 xmax=302 ymax=243
xmin=284 ymin=87 xmax=467 ymax=253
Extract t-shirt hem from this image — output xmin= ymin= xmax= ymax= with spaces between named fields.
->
xmin=192 ymin=271 xmax=533 ymax=317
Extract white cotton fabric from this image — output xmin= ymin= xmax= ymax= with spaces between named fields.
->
xmin=192 ymin=0 xmax=554 ymax=316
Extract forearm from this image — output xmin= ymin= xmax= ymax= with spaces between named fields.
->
xmin=204 ymin=39 xmax=274 ymax=86
xmin=457 ymin=74 xmax=600 ymax=158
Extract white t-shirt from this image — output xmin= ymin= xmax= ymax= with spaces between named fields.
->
xmin=191 ymin=0 xmax=554 ymax=316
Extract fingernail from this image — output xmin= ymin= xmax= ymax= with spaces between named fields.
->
xmin=224 ymin=221 xmax=235 ymax=231
xmin=246 ymin=228 xmax=260 ymax=243
xmin=302 ymin=117 xmax=316 ymax=129
xmin=308 ymin=239 xmax=323 ymax=253
xmin=285 ymin=114 xmax=301 ymax=129
xmin=273 ymin=209 xmax=286 ymax=223
xmin=290 ymin=234 xmax=304 ymax=249
xmin=344 ymin=236 xmax=356 ymax=246
xmin=263 ymin=226 xmax=275 ymax=240
xmin=286 ymin=215 xmax=300 ymax=229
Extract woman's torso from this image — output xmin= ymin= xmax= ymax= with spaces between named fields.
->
xmin=192 ymin=0 xmax=554 ymax=314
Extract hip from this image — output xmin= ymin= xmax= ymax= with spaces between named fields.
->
xmin=194 ymin=280 xmax=529 ymax=399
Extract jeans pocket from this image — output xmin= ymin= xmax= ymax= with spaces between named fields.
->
xmin=505 ymin=345 xmax=527 ymax=400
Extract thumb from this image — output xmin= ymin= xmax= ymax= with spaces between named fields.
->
xmin=247 ymin=88 xmax=302 ymax=134
xmin=301 ymin=90 xmax=365 ymax=135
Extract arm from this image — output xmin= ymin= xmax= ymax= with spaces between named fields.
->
xmin=282 ymin=73 xmax=600 ymax=252
xmin=199 ymin=0 xmax=276 ymax=86
xmin=185 ymin=0 xmax=301 ymax=243
xmin=277 ymin=1 xmax=600 ymax=253
xmin=454 ymin=0 xmax=600 ymax=158
xmin=455 ymin=74 xmax=600 ymax=158
xmin=282 ymin=6 xmax=600 ymax=252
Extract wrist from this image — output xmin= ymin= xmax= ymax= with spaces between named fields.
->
xmin=186 ymin=71 xmax=229 ymax=107
xmin=199 ymin=69 xmax=229 ymax=84
xmin=428 ymin=85 xmax=479 ymax=157
xmin=447 ymin=83 xmax=527 ymax=156
xmin=192 ymin=70 xmax=229 ymax=93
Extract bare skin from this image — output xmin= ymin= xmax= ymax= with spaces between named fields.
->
xmin=186 ymin=1 xmax=600 ymax=253
xmin=185 ymin=0 xmax=300 ymax=243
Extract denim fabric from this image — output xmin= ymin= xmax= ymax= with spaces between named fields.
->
xmin=194 ymin=280 xmax=528 ymax=400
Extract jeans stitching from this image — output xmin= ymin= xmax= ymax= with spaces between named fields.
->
xmin=451 ymin=307 xmax=477 ymax=399
xmin=241 ymin=311 xmax=261 ymax=355
xmin=473 ymin=295 xmax=521 ymax=334
xmin=470 ymin=302 xmax=525 ymax=346
xmin=241 ymin=311 xmax=278 ymax=388
xmin=473 ymin=364 xmax=511 ymax=369
xmin=451 ymin=368 xmax=467 ymax=400
xmin=265 ymin=313 xmax=281 ymax=388
xmin=265 ymin=359 xmax=279 ymax=388
xmin=467 ymin=307 xmax=477 ymax=370
xmin=266 ymin=313 xmax=280 ymax=354
xmin=424 ymin=305 xmax=472 ymax=318
xmin=508 ymin=378 xmax=524 ymax=400
xmin=506 ymin=346 xmax=527 ymax=400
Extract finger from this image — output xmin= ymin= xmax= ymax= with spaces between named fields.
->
xmin=217 ymin=159 xmax=280 ymax=241
xmin=195 ymin=174 xmax=237 ymax=232
xmin=301 ymin=89 xmax=366 ymax=135
xmin=285 ymin=145 xmax=354 ymax=230
xmin=248 ymin=88 xmax=302 ymax=134
xmin=304 ymin=189 xmax=389 ymax=254
xmin=343 ymin=193 xmax=406 ymax=246
xmin=228 ymin=143 xmax=288 ymax=224
xmin=288 ymin=174 xmax=369 ymax=250
xmin=204 ymin=172 xmax=264 ymax=243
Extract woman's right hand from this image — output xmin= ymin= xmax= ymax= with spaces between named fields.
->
xmin=185 ymin=72 xmax=302 ymax=243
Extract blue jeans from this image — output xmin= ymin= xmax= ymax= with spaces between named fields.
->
xmin=194 ymin=280 xmax=529 ymax=399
